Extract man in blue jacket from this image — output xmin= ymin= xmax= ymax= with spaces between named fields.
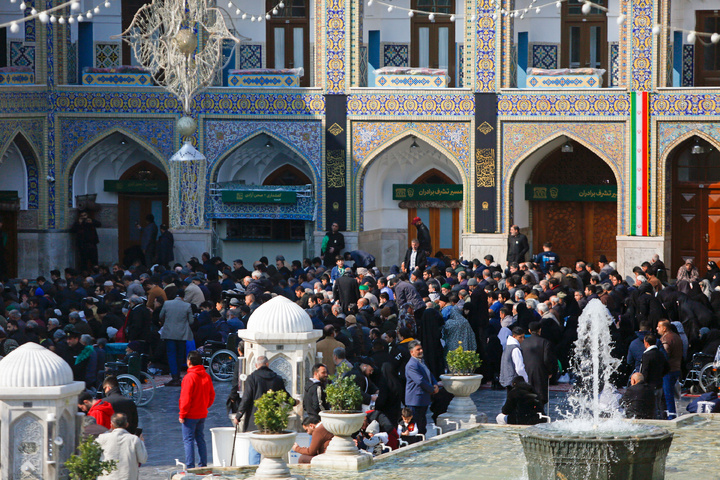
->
xmin=405 ymin=340 xmax=439 ymax=435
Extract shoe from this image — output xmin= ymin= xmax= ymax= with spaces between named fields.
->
xmin=164 ymin=379 xmax=182 ymax=387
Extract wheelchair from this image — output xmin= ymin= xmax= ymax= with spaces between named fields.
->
xmin=683 ymin=352 xmax=719 ymax=393
xmin=198 ymin=334 xmax=238 ymax=382
xmin=104 ymin=353 xmax=157 ymax=406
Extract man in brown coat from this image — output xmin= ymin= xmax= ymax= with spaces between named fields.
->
xmin=316 ymin=325 xmax=344 ymax=375
xmin=658 ymin=320 xmax=683 ymax=419
xmin=293 ymin=417 xmax=333 ymax=464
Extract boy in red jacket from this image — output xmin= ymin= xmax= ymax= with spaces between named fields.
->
xmin=78 ymin=391 xmax=115 ymax=430
xmin=179 ymin=351 xmax=216 ymax=468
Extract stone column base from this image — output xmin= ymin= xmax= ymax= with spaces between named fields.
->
xmin=615 ymin=236 xmax=666 ymax=280
xmin=171 ymin=229 xmax=212 ymax=263
xmin=462 ymin=233 xmax=508 ymax=265
xmin=437 ymin=412 xmax=488 ymax=432
xmin=310 ymin=452 xmax=373 ymax=471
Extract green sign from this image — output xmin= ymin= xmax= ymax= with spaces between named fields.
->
xmin=104 ymin=179 xmax=168 ymax=193
xmin=392 ymin=184 xmax=463 ymax=201
xmin=221 ymin=190 xmax=297 ymax=204
xmin=525 ymin=184 xmax=617 ymax=202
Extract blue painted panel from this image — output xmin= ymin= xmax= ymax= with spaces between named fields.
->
xmin=518 ymin=32 xmax=528 ymax=88
xmin=78 ymin=23 xmax=93 ymax=85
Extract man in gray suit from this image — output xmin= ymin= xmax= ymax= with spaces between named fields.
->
xmin=160 ymin=289 xmax=194 ymax=386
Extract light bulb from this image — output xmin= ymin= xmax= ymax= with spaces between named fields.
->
xmin=241 ymin=13 xmax=247 ymax=19
xmin=58 ymin=16 xmax=65 ymax=23
xmin=10 ymin=22 xmax=19 ymax=33
xmin=581 ymin=2 xmax=591 ymax=14
xmin=428 ymin=13 xmax=435 ymax=21
xmin=524 ymin=8 xmax=528 ymax=13
xmin=556 ymin=1 xmax=561 ymax=9
xmin=520 ymin=13 xmax=524 ymax=19
xmin=368 ymin=0 xmax=373 ymax=5
xmin=272 ymin=8 xmax=278 ymax=14
xmin=19 ymin=2 xmax=26 ymax=9
xmin=77 ymin=13 xmax=83 ymax=21
xmin=408 ymin=10 xmax=414 ymax=17
xmin=71 ymin=1 xmax=79 ymax=10
xmin=470 ymin=14 xmax=476 ymax=22
xmin=235 ymin=8 xmax=240 ymax=14
xmin=104 ymin=1 xmax=111 ymax=7
xmin=257 ymin=15 xmax=262 ymax=21
xmin=39 ymin=11 xmax=49 ymax=22
xmin=514 ymin=11 xmax=520 ymax=17
xmin=227 ymin=1 xmax=231 ymax=7
xmin=50 ymin=15 xmax=56 ymax=22
xmin=9 ymin=0 xmax=16 ymax=4
xmin=617 ymin=14 xmax=626 ymax=25
xmin=31 ymin=8 xmax=37 ymax=15
xmin=86 ymin=11 xmax=92 ymax=18
xmin=68 ymin=15 xmax=74 ymax=22
xmin=712 ymin=33 xmax=720 ymax=44
xmin=387 ymin=5 xmax=392 ymax=12
xmin=536 ymin=7 xmax=541 ymax=13
xmin=687 ymin=31 xmax=696 ymax=43
xmin=94 ymin=6 xmax=100 ymax=13
xmin=492 ymin=13 xmax=497 ymax=19
xmin=265 ymin=13 xmax=270 ymax=19
xmin=450 ymin=14 xmax=455 ymax=21
xmin=278 ymin=1 xmax=284 ymax=8
xmin=250 ymin=15 xmax=255 ymax=21
xmin=652 ymin=24 xmax=661 ymax=35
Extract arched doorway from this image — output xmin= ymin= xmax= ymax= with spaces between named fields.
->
xmin=0 ymin=138 xmax=32 ymax=278
xmin=670 ymin=135 xmax=720 ymax=272
xmin=359 ymin=135 xmax=464 ymax=269
xmin=262 ymin=164 xmax=312 ymax=186
xmin=117 ymin=161 xmax=169 ymax=262
xmin=407 ymin=168 xmax=460 ymax=258
xmin=528 ymin=141 xmax=617 ymax=265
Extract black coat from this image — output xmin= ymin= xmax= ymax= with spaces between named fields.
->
xmin=126 ymin=304 xmax=152 ymax=342
xmin=403 ymin=248 xmax=427 ymax=273
xmin=620 ymin=381 xmax=656 ymax=419
xmin=157 ymin=230 xmax=174 ymax=266
xmin=501 ymin=381 xmax=544 ymax=425
xmin=237 ymin=366 xmax=293 ymax=432
xmin=104 ymin=387 xmax=139 ymax=434
xmin=303 ymin=379 xmax=328 ymax=420
xmin=332 ymin=274 xmax=360 ymax=314
xmin=322 ymin=231 xmax=345 ymax=266
xmin=416 ymin=307 xmax=445 ymax=380
xmin=415 ymin=223 xmax=432 ymax=254
xmin=507 ymin=233 xmax=529 ymax=264
xmin=640 ymin=347 xmax=669 ymax=389
xmin=521 ymin=334 xmax=557 ymax=405
xmin=343 ymin=366 xmax=378 ymax=405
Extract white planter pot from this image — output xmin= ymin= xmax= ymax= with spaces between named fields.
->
xmin=249 ymin=431 xmax=296 ymax=479
xmin=440 ymin=374 xmax=483 ymax=419
xmin=318 ymin=411 xmax=366 ymax=456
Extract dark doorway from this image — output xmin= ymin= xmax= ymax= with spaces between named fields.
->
xmin=695 ymin=11 xmax=720 ymax=87
xmin=410 ymin=0 xmax=456 ymax=87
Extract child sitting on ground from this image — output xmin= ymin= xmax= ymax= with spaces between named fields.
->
xmin=397 ymin=407 xmax=421 ymax=445
xmin=362 ymin=420 xmax=389 ymax=454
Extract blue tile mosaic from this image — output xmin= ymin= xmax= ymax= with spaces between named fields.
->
xmin=382 ymin=43 xmax=409 ymax=67
xmin=531 ymin=44 xmax=558 ymax=70
xmin=682 ymin=44 xmax=693 ymax=87
xmin=237 ymin=44 xmax=262 ymax=69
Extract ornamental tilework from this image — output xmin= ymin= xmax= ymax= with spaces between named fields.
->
xmin=0 ymin=118 xmax=43 ymax=210
xmin=657 ymin=123 xmax=720 ymax=160
xmin=352 ymin=121 xmax=471 ymax=175
xmin=24 ymin=6 xmax=35 ymax=42
xmin=497 ymin=94 xmax=630 ymax=117
xmin=609 ymin=43 xmax=619 ymax=87
xmin=682 ymin=45 xmax=693 ymax=87
xmin=59 ymin=117 xmax=176 ymax=172
xmin=68 ymin=41 xmax=77 ymax=85
xmin=631 ymin=0 xmax=653 ymax=91
xmin=237 ymin=44 xmax=262 ymax=70
xmin=94 ymin=43 xmax=120 ymax=69
xmin=325 ymin=0 xmax=346 ymax=93
xmin=382 ymin=44 xmax=409 ymax=67
xmin=347 ymin=94 xmax=474 ymax=117
xmin=475 ymin=2 xmax=496 ymax=92
xmin=10 ymin=41 xmax=35 ymax=69
xmin=652 ymin=95 xmax=720 ymax=116
xmin=509 ymin=44 xmax=517 ymax=88
xmin=359 ymin=45 xmax=368 ymax=88
xmin=531 ymin=44 xmax=558 ymax=70
xmin=458 ymin=44 xmax=464 ymax=88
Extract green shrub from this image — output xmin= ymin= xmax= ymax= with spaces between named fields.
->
xmin=254 ymin=390 xmax=294 ymax=434
xmin=65 ymin=435 xmax=117 ymax=480
xmin=325 ymin=362 xmax=363 ymax=411
xmin=446 ymin=342 xmax=481 ymax=375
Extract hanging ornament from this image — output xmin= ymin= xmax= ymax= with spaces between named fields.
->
xmin=9 ymin=22 xmax=19 ymax=33
xmin=617 ymin=13 xmax=626 ymax=25
xmin=712 ymin=33 xmax=720 ymax=44
xmin=651 ymin=24 xmax=661 ymax=35
xmin=408 ymin=10 xmax=414 ymax=17
xmin=581 ymin=2 xmax=591 ymax=14
xmin=687 ymin=31 xmax=696 ymax=43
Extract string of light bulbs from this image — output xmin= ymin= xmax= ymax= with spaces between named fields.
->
xmin=0 ymin=0 xmax=115 ymax=31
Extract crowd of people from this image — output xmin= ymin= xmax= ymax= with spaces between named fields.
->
xmin=2 ymin=219 xmax=720 ymax=475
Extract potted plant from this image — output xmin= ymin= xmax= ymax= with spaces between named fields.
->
xmin=439 ymin=343 xmax=484 ymax=427
xmin=248 ymin=390 xmax=297 ymax=479
xmin=312 ymin=363 xmax=372 ymax=469
xmin=65 ymin=435 xmax=117 ymax=480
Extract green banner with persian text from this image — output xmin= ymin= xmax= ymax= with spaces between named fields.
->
xmin=104 ymin=180 xmax=168 ymax=193
xmin=392 ymin=184 xmax=463 ymax=201
xmin=221 ymin=190 xmax=297 ymax=204
xmin=525 ymin=184 xmax=617 ymax=202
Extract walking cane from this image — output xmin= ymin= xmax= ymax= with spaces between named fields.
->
xmin=229 ymin=420 xmax=239 ymax=466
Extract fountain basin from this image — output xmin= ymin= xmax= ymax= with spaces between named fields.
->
xmin=520 ymin=422 xmax=674 ymax=480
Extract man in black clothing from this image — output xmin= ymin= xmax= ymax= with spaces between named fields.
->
xmin=332 ymin=269 xmax=360 ymax=315
xmin=232 ymin=259 xmax=251 ymax=282
xmin=102 ymin=375 xmax=139 ymax=434
xmin=506 ymin=225 xmax=529 ymax=266
xmin=321 ymin=222 xmax=345 ymax=268
xmin=70 ymin=210 xmax=101 ymax=272
xmin=343 ymin=357 xmax=379 ymax=406
xmin=620 ymin=372 xmax=657 ymax=419
xmin=497 ymin=376 xmax=545 ymax=425
xmin=639 ymin=333 xmax=669 ymax=418
xmin=411 ymin=217 xmax=432 ymax=255
xmin=303 ymin=363 xmax=329 ymax=420
xmin=521 ymin=322 xmax=557 ymax=407
xmin=403 ymin=239 xmax=427 ymax=273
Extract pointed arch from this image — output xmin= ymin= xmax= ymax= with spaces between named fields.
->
xmin=209 ymin=130 xmax=318 ymax=187
xmin=0 ymin=130 xmax=40 ymax=210
xmin=504 ymin=131 xmax=623 ymax=234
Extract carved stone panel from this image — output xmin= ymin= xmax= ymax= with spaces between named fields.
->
xmin=269 ymin=355 xmax=292 ymax=391
xmin=12 ymin=414 xmax=43 ymax=479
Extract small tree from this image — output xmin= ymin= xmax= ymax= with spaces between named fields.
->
xmin=325 ymin=362 xmax=363 ymax=412
xmin=65 ymin=435 xmax=117 ymax=480
xmin=254 ymin=390 xmax=294 ymax=434
xmin=446 ymin=342 xmax=482 ymax=375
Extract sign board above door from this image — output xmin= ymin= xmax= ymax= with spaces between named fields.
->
xmin=393 ymin=184 xmax=463 ymax=201
xmin=525 ymin=184 xmax=617 ymax=202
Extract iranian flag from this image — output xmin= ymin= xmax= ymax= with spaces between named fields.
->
xmin=631 ymin=91 xmax=649 ymax=236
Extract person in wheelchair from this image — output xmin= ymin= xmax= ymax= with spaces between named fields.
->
xmin=104 ymin=341 xmax=148 ymax=379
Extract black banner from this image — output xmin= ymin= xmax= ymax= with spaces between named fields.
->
xmin=474 ymin=93 xmax=497 ymax=233
xmin=324 ymin=94 xmax=347 ymax=231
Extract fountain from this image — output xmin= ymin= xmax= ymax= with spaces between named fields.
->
xmin=519 ymin=299 xmax=674 ymax=480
